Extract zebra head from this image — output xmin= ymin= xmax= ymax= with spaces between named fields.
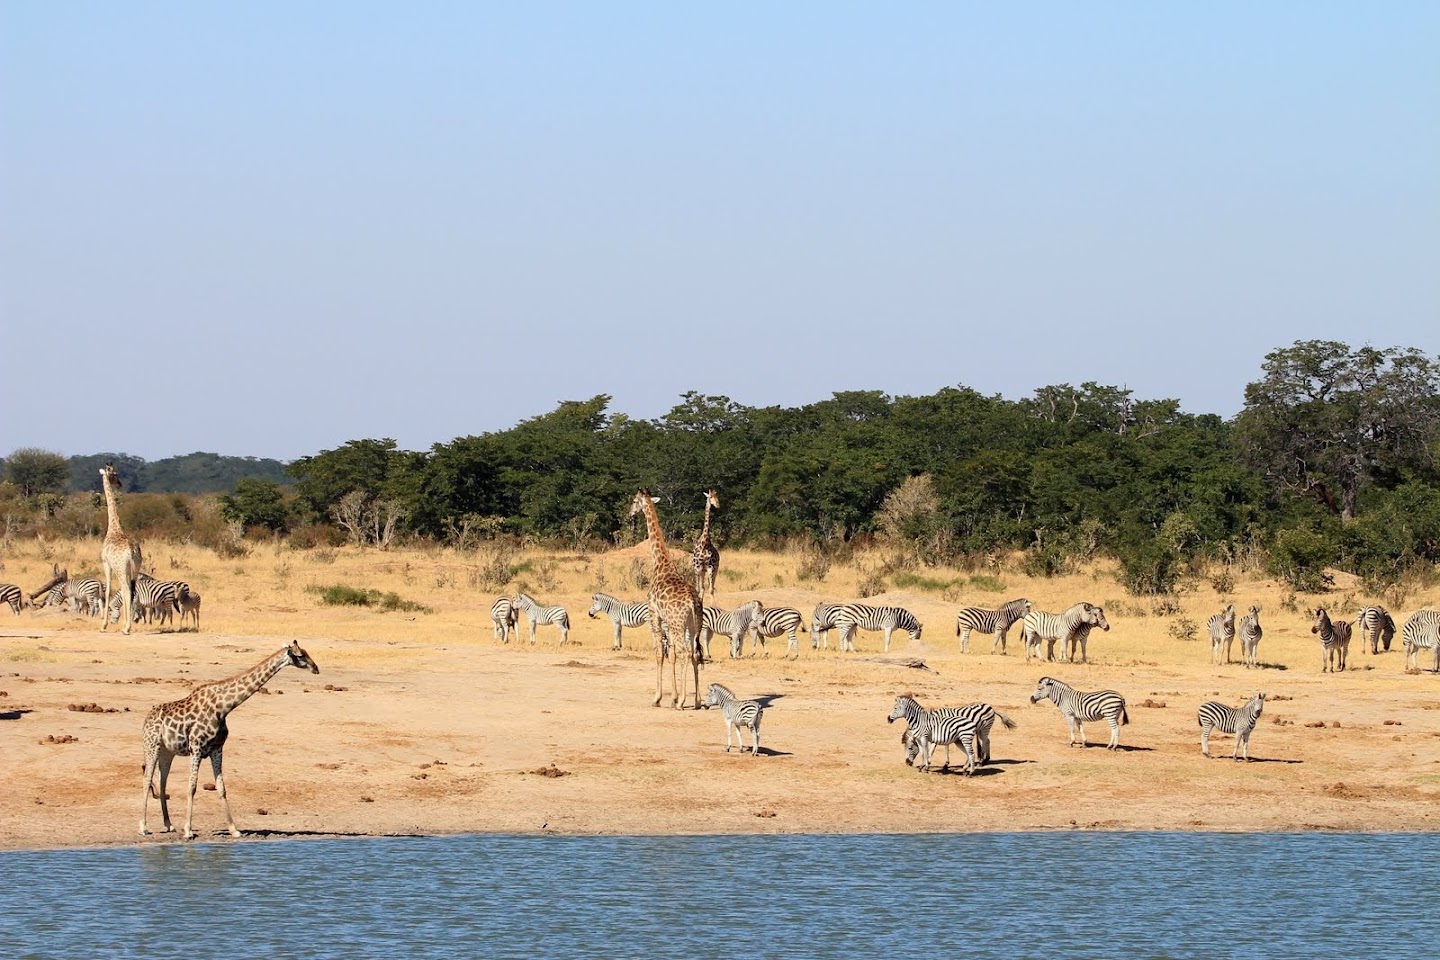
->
xmin=703 ymin=683 xmax=731 ymax=709
xmin=1079 ymin=603 xmax=1110 ymax=631
xmin=1029 ymin=676 xmax=1059 ymax=705
xmin=587 ymin=595 xmax=606 ymax=619
xmin=1311 ymin=608 xmax=1331 ymax=635
xmin=1249 ymin=692 xmax=1266 ymax=716
xmin=887 ymin=695 xmax=921 ymax=725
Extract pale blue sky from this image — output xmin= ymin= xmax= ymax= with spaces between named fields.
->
xmin=3 ymin=2 xmax=1436 ymax=460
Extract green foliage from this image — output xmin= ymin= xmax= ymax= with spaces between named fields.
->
xmin=65 ymin=452 xmax=288 ymax=494
xmin=310 ymin=583 xmax=431 ymax=613
xmin=5 ymin=448 xmax=70 ymax=498
xmin=219 ymin=479 xmax=291 ymax=533
xmin=1269 ymin=527 xmax=1335 ymax=592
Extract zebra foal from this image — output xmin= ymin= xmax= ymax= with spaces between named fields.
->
xmin=1311 ymin=608 xmax=1352 ymax=673
xmin=1207 ymin=604 xmax=1236 ymax=665
xmin=704 ymin=683 xmax=764 ymax=755
xmin=512 ymin=592 xmax=571 ymax=645
xmin=1354 ymin=605 xmax=1395 ymax=655
xmin=955 ymin=598 xmax=1032 ymax=654
xmin=1029 ymin=676 xmax=1129 ymax=750
xmin=587 ymin=593 xmax=650 ymax=650
xmin=1198 ymin=693 xmax=1266 ymax=760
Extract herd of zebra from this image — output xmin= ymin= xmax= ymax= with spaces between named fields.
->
xmin=1204 ymin=602 xmax=1440 ymax=674
xmin=1 ymin=564 xmax=201 ymax=631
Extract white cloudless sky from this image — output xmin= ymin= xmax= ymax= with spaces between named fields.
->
xmin=2 ymin=2 xmax=1437 ymax=461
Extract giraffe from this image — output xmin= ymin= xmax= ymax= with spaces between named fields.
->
xmin=99 ymin=462 xmax=142 ymax=635
xmin=139 ymin=641 xmax=320 ymax=840
xmin=629 ymin=489 xmax=704 ymax=709
xmin=692 ymin=489 xmax=721 ymax=598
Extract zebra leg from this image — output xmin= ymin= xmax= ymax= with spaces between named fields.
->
xmin=990 ymin=628 xmax=1003 ymax=656
xmin=959 ymin=626 xmax=970 ymax=654
xmin=1200 ymin=724 xmax=1211 ymax=757
xmin=1108 ymin=717 xmax=1120 ymax=750
xmin=883 ymin=626 xmax=892 ymax=653
xmin=751 ymin=720 xmax=760 ymax=756
xmin=613 ymin=622 xmax=622 ymax=651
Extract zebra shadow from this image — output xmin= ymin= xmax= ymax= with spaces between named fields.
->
xmin=0 ymin=709 xmax=33 ymax=721
xmin=1235 ymin=756 xmax=1303 ymax=765
xmin=721 ymin=746 xmax=792 ymax=758
xmin=1249 ymin=662 xmax=1289 ymax=671
xmin=925 ymin=765 xmax=1005 ymax=778
xmin=749 ymin=693 xmax=786 ymax=709
xmin=1081 ymin=743 xmax=1154 ymax=752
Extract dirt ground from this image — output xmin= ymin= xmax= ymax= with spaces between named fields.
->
xmin=4 ymin=576 xmax=1440 ymax=851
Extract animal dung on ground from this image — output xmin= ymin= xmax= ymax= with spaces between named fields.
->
xmin=1384 ymin=720 xmax=1402 ymax=726
xmin=755 ymin=809 xmax=777 ymax=818
xmin=41 ymin=734 xmax=78 ymax=744
xmin=530 ymin=764 xmax=571 ymax=778
xmin=1139 ymin=698 xmax=1167 ymax=708
xmin=1304 ymin=720 xmax=1326 ymax=728
xmin=67 ymin=702 xmax=117 ymax=713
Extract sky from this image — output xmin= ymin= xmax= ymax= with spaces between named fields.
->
xmin=2 ymin=2 xmax=1437 ymax=462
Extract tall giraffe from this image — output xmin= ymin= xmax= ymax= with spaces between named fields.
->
xmin=99 ymin=462 xmax=142 ymax=634
xmin=139 ymin=641 xmax=320 ymax=839
xmin=629 ymin=489 xmax=704 ymax=709
xmin=692 ymin=489 xmax=721 ymax=598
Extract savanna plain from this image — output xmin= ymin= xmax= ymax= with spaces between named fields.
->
xmin=2 ymin=538 xmax=1439 ymax=852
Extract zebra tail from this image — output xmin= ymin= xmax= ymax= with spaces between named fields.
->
xmin=1121 ymin=706 xmax=1130 ymax=726
xmin=996 ymin=712 xmax=1017 ymax=731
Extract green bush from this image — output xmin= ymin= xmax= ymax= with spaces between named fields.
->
xmin=1268 ymin=527 xmax=1334 ymax=592
xmin=311 ymin=583 xmax=431 ymax=613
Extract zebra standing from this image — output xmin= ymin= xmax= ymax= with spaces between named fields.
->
xmin=1401 ymin=609 xmax=1440 ymax=673
xmin=834 ymin=603 xmax=923 ymax=653
xmin=1238 ymin=605 xmax=1263 ymax=669
xmin=587 ymin=593 xmax=650 ymax=650
xmin=0 ymin=583 xmax=23 ymax=615
xmin=1312 ymin=608 xmax=1352 ymax=673
xmin=811 ymin=602 xmax=843 ymax=650
xmin=703 ymin=682 xmax=764 ymax=755
xmin=748 ymin=606 xmax=807 ymax=658
xmin=1198 ymin=693 xmax=1266 ymax=760
xmin=177 ymin=588 xmax=202 ymax=631
xmin=887 ymin=694 xmax=1015 ymax=775
xmin=66 ymin=578 xmax=105 ymax=617
xmin=1022 ymin=602 xmax=1109 ymax=664
xmin=1029 ymin=676 xmax=1130 ymax=750
xmin=701 ymin=600 xmax=765 ymax=659
xmin=1207 ymin=604 xmax=1236 ymax=665
xmin=490 ymin=596 xmax=518 ymax=643
xmin=134 ymin=573 xmax=184 ymax=627
xmin=1354 ymin=605 xmax=1396 ymax=655
xmin=512 ymin=592 xmax=571 ymax=645
xmin=955 ymin=598 xmax=1032 ymax=654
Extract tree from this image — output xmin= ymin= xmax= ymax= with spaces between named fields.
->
xmin=218 ymin=479 xmax=291 ymax=533
xmin=1236 ymin=341 xmax=1440 ymax=519
xmin=4 ymin=448 xmax=70 ymax=498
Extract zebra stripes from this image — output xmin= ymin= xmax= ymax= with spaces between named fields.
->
xmin=701 ymin=600 xmax=765 ymax=659
xmin=1198 ymin=693 xmax=1266 ymax=760
xmin=0 ymin=583 xmax=22 ymax=615
xmin=704 ymin=682 xmax=764 ymax=755
xmin=1207 ymin=604 xmax=1236 ymax=665
xmin=64 ymin=578 xmax=105 ymax=617
xmin=887 ymin=694 xmax=1015 ymax=775
xmin=177 ymin=589 xmax=202 ymax=631
xmin=811 ymin=602 xmax=843 ymax=650
xmin=134 ymin=573 xmax=184 ymax=627
xmin=955 ymin=598 xmax=1032 ymax=654
xmin=512 ymin=592 xmax=571 ymax=644
xmin=748 ymin=606 xmax=807 ymax=658
xmin=490 ymin=596 xmax=518 ymax=643
xmin=1029 ymin=676 xmax=1129 ymax=750
xmin=1355 ymin=605 xmax=1395 ymax=655
xmin=1238 ymin=605 xmax=1262 ymax=669
xmin=1022 ymin=602 xmax=1109 ymax=664
xmin=1402 ymin=609 xmax=1440 ymax=673
xmin=587 ymin=593 xmax=650 ymax=650
xmin=1311 ymin=608 xmax=1352 ymax=673
xmin=834 ymin=603 xmax=922 ymax=653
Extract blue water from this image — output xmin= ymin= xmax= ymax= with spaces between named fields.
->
xmin=1 ymin=832 xmax=1432 ymax=959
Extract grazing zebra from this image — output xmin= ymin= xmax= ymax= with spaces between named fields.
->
xmin=1401 ymin=609 xmax=1440 ymax=673
xmin=955 ymin=598 xmax=1032 ymax=654
xmin=811 ymin=602 xmax=843 ymax=650
xmin=748 ymin=606 xmax=807 ymax=658
xmin=1029 ymin=676 xmax=1130 ymax=750
xmin=834 ymin=603 xmax=923 ymax=653
xmin=134 ymin=573 xmax=184 ymax=627
xmin=1022 ymin=602 xmax=1110 ymax=664
xmin=586 ymin=593 xmax=650 ymax=650
xmin=177 ymin=588 xmax=202 ymax=631
xmin=1198 ymin=693 xmax=1266 ymax=761
xmin=1312 ymin=608 xmax=1352 ymax=673
xmin=1354 ymin=605 xmax=1396 ymax=655
xmin=512 ymin=592 xmax=571 ymax=645
xmin=490 ymin=596 xmax=518 ymax=643
xmin=1238 ymin=605 xmax=1263 ymax=669
xmin=701 ymin=600 xmax=765 ymax=659
xmin=1207 ymin=604 xmax=1236 ymax=665
xmin=887 ymin=694 xmax=1015 ymax=775
xmin=703 ymin=682 xmax=764 ymax=755
xmin=65 ymin=578 xmax=105 ymax=617
xmin=0 ymin=583 xmax=22 ymax=615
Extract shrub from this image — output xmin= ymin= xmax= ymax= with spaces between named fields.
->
xmin=310 ymin=583 xmax=431 ymax=614
xmin=1115 ymin=540 xmax=1181 ymax=596
xmin=1167 ymin=615 xmax=1199 ymax=642
xmin=1269 ymin=527 xmax=1334 ymax=592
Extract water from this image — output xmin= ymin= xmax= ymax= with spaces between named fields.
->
xmin=1 ymin=832 xmax=1433 ymax=959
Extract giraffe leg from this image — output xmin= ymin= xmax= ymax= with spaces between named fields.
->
xmin=139 ymin=746 xmax=160 ymax=835
xmin=211 ymin=750 xmax=241 ymax=837
xmin=183 ymin=754 xmax=203 ymax=840
xmin=649 ymin=620 xmax=665 ymax=707
xmin=155 ymin=752 xmax=175 ymax=833
xmin=101 ymin=563 xmax=112 ymax=633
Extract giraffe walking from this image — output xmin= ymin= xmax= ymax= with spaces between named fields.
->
xmin=99 ymin=463 xmax=142 ymax=634
xmin=138 ymin=641 xmax=320 ymax=840
xmin=630 ymin=490 xmax=704 ymax=709
xmin=692 ymin=489 xmax=721 ymax=598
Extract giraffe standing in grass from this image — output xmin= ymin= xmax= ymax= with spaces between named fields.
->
xmin=99 ymin=462 xmax=142 ymax=634
xmin=692 ymin=489 xmax=721 ymax=598
xmin=630 ymin=489 xmax=704 ymax=709
xmin=139 ymin=641 xmax=320 ymax=840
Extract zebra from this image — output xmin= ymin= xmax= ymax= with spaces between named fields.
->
xmin=887 ymin=694 xmax=1015 ymax=775
xmin=1198 ymin=693 xmax=1266 ymax=760
xmin=177 ymin=588 xmax=202 ymax=631
xmin=1401 ymin=609 xmax=1440 ymax=673
xmin=748 ymin=606 xmax=807 ymax=658
xmin=1207 ymin=604 xmax=1236 ymax=665
xmin=700 ymin=600 xmax=765 ymax=659
xmin=1029 ymin=676 xmax=1130 ymax=750
xmin=490 ymin=596 xmax=518 ymax=643
xmin=1354 ymin=605 xmax=1396 ymax=655
xmin=703 ymin=682 xmax=764 ymax=755
xmin=833 ymin=603 xmax=923 ymax=653
xmin=811 ymin=602 xmax=843 ymax=650
xmin=587 ymin=593 xmax=650 ymax=650
xmin=1238 ymin=605 xmax=1263 ymax=669
xmin=1311 ymin=607 xmax=1352 ymax=673
xmin=0 ymin=583 xmax=23 ymax=615
xmin=65 ymin=578 xmax=105 ymax=617
xmin=134 ymin=573 xmax=184 ymax=627
xmin=955 ymin=598 xmax=1032 ymax=654
xmin=1021 ymin=602 xmax=1109 ymax=663
xmin=511 ymin=592 xmax=571 ymax=645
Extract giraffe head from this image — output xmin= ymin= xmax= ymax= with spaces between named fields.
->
xmin=628 ymin=489 xmax=659 ymax=519
xmin=704 ymin=490 xmax=720 ymax=511
xmin=285 ymin=641 xmax=321 ymax=674
xmin=100 ymin=462 xmax=122 ymax=490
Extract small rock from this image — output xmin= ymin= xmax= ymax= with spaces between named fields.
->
xmin=1384 ymin=720 xmax=1402 ymax=726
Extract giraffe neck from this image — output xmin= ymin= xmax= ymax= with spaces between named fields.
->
xmin=640 ymin=498 xmax=677 ymax=578
xmin=102 ymin=474 xmax=125 ymax=539
xmin=699 ymin=500 xmax=714 ymax=546
xmin=203 ymin=649 xmax=292 ymax=717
